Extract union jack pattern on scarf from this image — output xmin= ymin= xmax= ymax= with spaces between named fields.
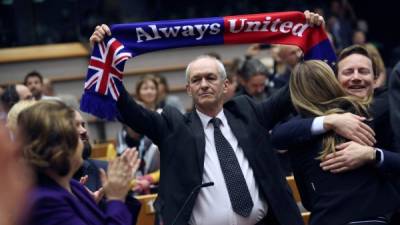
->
xmin=85 ymin=37 xmax=132 ymax=100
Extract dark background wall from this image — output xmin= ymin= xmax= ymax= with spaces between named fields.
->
xmin=351 ymin=0 xmax=399 ymax=67
xmin=1 ymin=0 xmax=398 ymax=66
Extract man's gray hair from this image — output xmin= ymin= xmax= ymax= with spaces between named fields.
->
xmin=185 ymin=55 xmax=227 ymax=83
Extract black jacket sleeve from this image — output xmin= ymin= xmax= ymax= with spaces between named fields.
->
xmin=117 ymin=86 xmax=166 ymax=146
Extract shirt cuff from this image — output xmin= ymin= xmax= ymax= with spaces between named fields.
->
xmin=375 ymin=148 xmax=384 ymax=167
xmin=311 ymin=116 xmax=326 ymax=135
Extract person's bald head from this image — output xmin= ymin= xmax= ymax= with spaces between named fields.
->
xmin=1 ymin=84 xmax=33 ymax=112
xmin=277 ymin=45 xmax=302 ymax=68
xmin=15 ymin=85 xmax=33 ymax=101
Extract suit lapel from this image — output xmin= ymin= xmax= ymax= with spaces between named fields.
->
xmin=187 ymin=111 xmax=206 ymax=175
xmin=224 ymin=110 xmax=256 ymax=164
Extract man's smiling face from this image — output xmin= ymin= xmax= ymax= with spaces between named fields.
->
xmin=337 ymin=53 xmax=375 ymax=98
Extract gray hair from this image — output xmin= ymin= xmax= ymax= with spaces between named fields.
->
xmin=238 ymin=58 xmax=270 ymax=81
xmin=185 ymin=55 xmax=227 ymax=83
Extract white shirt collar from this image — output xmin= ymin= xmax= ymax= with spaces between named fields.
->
xmin=196 ymin=109 xmax=227 ymax=129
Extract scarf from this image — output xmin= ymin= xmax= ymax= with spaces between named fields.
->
xmin=81 ymin=11 xmax=336 ymax=120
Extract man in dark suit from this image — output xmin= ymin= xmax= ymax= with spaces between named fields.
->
xmin=116 ymin=55 xmax=302 ymax=225
xmin=315 ymin=45 xmax=398 ymax=173
xmin=270 ymin=47 xmax=400 ymax=225
xmin=270 ymin=45 xmax=396 ymax=174
xmin=270 ymin=45 xmax=400 ymax=223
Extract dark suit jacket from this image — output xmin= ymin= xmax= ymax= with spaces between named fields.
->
xmin=372 ymin=87 xmax=397 ymax=151
xmin=74 ymin=159 xmax=108 ymax=192
xmin=28 ymin=174 xmax=140 ymax=225
xmin=117 ymin=86 xmax=303 ymax=225
xmin=379 ymin=149 xmax=400 ymax=173
xmin=370 ymin=86 xmax=400 ymax=193
xmin=389 ymin=61 xmax=400 ymax=150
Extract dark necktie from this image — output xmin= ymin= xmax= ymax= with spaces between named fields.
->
xmin=210 ymin=117 xmax=254 ymax=217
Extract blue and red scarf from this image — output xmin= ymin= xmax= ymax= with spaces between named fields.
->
xmin=81 ymin=11 xmax=336 ymax=120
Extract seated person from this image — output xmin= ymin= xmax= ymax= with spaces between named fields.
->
xmin=0 ymin=84 xmax=33 ymax=121
xmin=71 ymin=109 xmax=108 ymax=192
xmin=235 ymin=58 xmax=272 ymax=102
xmin=132 ymin=170 xmax=160 ymax=194
xmin=153 ymin=74 xmax=185 ymax=113
xmin=6 ymin=100 xmax=36 ymax=137
xmin=117 ymin=125 xmax=142 ymax=154
xmin=117 ymin=76 xmax=161 ymax=193
xmin=19 ymin=101 xmax=141 ymax=225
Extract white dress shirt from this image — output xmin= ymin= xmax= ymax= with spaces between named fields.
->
xmin=311 ymin=116 xmax=326 ymax=135
xmin=189 ymin=109 xmax=268 ymax=225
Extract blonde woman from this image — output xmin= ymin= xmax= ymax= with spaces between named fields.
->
xmin=271 ymin=60 xmax=400 ymax=225
xmin=6 ymin=100 xmax=36 ymax=134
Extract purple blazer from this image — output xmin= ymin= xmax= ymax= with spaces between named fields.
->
xmin=28 ymin=175 xmax=139 ymax=225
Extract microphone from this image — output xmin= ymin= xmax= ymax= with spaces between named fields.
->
xmin=170 ymin=182 xmax=214 ymax=225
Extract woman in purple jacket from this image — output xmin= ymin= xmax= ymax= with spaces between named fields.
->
xmin=18 ymin=100 xmax=141 ymax=225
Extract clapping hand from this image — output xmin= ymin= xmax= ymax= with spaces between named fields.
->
xmin=100 ymin=148 xmax=141 ymax=202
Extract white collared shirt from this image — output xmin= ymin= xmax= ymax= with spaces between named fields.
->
xmin=189 ymin=109 xmax=268 ymax=225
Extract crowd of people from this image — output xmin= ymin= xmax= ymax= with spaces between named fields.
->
xmin=1 ymin=7 xmax=400 ymax=225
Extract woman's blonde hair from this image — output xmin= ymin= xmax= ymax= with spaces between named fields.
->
xmin=290 ymin=60 xmax=370 ymax=159
xmin=364 ymin=43 xmax=385 ymax=77
xmin=7 ymin=100 xmax=37 ymax=132
xmin=18 ymin=100 xmax=78 ymax=176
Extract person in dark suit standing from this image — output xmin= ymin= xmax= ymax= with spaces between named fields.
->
xmin=115 ymin=55 xmax=301 ymax=225
xmin=303 ymin=45 xmax=398 ymax=174
xmin=271 ymin=60 xmax=400 ymax=225
xmin=271 ymin=45 xmax=397 ymax=174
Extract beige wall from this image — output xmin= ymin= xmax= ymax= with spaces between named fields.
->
xmin=0 ymin=44 xmax=251 ymax=142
